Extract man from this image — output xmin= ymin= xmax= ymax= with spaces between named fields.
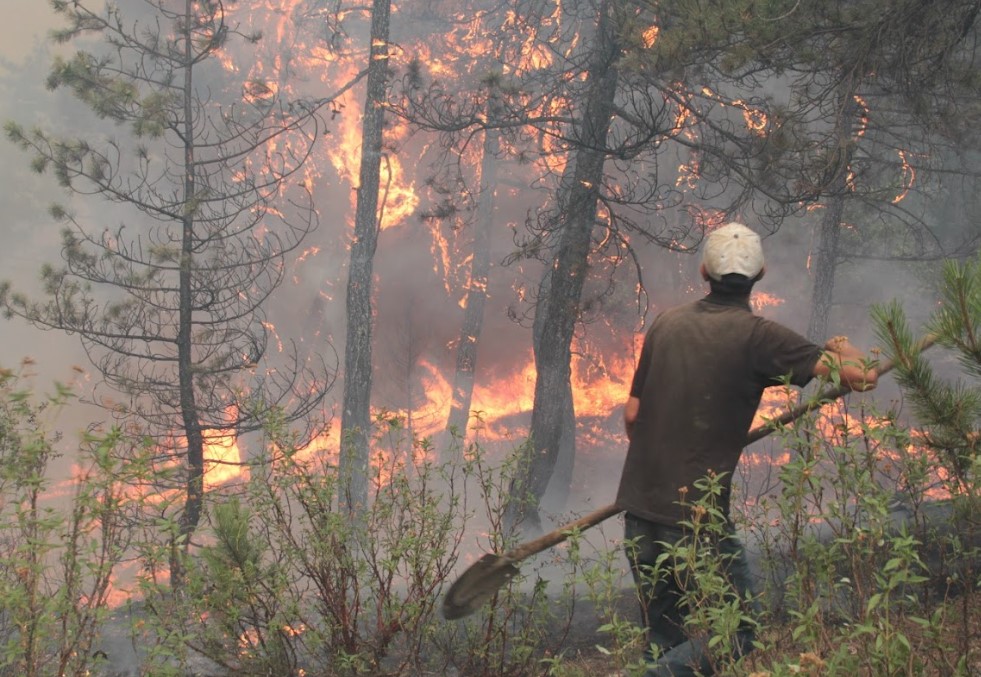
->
xmin=617 ymin=222 xmax=878 ymax=676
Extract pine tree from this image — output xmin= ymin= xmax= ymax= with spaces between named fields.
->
xmin=1 ymin=0 xmax=333 ymax=575
xmin=873 ymin=258 xmax=981 ymax=484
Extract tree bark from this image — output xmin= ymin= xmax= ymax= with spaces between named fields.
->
xmin=340 ymin=0 xmax=391 ymax=512
xmin=176 ymin=0 xmax=204 ymax=574
xmin=0 ymin=0 xmax=332 ymax=588
xmin=504 ymin=0 xmax=621 ymax=534
xmin=540 ymin=318 xmax=576 ymax=517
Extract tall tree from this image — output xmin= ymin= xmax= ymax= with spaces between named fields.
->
xmin=394 ymin=1 xmax=722 ymax=523
xmin=387 ymin=6 xmax=544 ymax=462
xmin=1 ymin=0 xmax=332 ymax=569
xmin=504 ymin=0 xmax=623 ymax=533
xmin=441 ymin=81 xmax=502 ymax=460
xmin=340 ymin=0 xmax=392 ymax=511
xmin=806 ymin=84 xmax=859 ymax=340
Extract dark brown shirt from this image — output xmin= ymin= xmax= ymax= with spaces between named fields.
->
xmin=615 ymin=292 xmax=822 ymax=526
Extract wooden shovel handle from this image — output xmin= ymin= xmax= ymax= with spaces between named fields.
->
xmin=506 ymin=503 xmax=623 ymax=562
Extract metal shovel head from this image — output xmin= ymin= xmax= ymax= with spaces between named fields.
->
xmin=441 ymin=552 xmax=520 ymax=620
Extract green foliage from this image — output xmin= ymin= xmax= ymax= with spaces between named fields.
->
xmin=0 ymin=363 xmax=136 ymax=677
xmin=630 ymin=473 xmax=760 ymax=675
xmin=0 ymin=359 xmax=977 ymax=675
xmin=678 ymin=480 xmax=758 ymax=657
xmin=3 ymin=0 xmax=332 ymax=560
xmin=873 ymin=254 xmax=981 ymax=482
xmin=739 ymin=380 xmax=979 ymax=675
xmin=125 ymin=414 xmax=475 ymax=673
xmin=435 ymin=427 xmax=583 ymax=677
xmin=574 ymin=531 xmax=647 ymax=677
xmin=123 ymin=412 xmax=595 ymax=676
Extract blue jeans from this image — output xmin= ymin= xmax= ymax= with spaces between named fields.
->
xmin=624 ymin=514 xmax=758 ymax=676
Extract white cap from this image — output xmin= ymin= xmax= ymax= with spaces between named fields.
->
xmin=702 ymin=222 xmax=764 ymax=280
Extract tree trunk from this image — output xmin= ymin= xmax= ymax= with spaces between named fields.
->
xmin=807 ymin=85 xmax=858 ymax=341
xmin=340 ymin=0 xmax=391 ymax=512
xmin=504 ymin=0 xmax=620 ymax=534
xmin=176 ymin=0 xmax=204 ymax=580
xmin=442 ymin=94 xmax=501 ymax=461
xmin=526 ymin=265 xmax=578 ymax=518
xmin=542 ymin=357 xmax=576 ymax=515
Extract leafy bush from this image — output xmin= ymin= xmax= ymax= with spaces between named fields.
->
xmin=0 ymin=363 xmax=134 ymax=677
xmin=136 ymin=411 xmax=589 ymax=676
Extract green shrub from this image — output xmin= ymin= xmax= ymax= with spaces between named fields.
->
xmin=136 ymin=410 xmax=587 ymax=676
xmin=0 ymin=363 xmax=134 ymax=677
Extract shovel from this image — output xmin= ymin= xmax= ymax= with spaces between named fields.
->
xmin=441 ymin=502 xmax=622 ymax=620
xmin=441 ymin=334 xmax=936 ymax=620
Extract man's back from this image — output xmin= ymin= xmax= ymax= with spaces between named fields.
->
xmin=615 ymin=293 xmax=821 ymax=525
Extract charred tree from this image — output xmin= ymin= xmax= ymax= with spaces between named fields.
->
xmin=391 ymin=3 xmax=690 ymax=495
xmin=377 ymin=288 xmax=433 ymax=451
xmin=442 ymin=90 xmax=502 ymax=461
xmin=534 ymin=267 xmax=577 ymax=517
xmin=504 ymin=0 xmax=622 ymax=534
xmin=340 ymin=0 xmax=392 ymax=512
xmin=1 ymin=0 xmax=333 ymax=576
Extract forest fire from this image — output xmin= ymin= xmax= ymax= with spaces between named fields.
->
xmin=2 ymin=1 xmax=978 ymax=673
xmin=40 ymin=0 xmax=946 ymax=524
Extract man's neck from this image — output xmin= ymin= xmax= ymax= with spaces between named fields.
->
xmin=705 ymin=288 xmax=752 ymax=309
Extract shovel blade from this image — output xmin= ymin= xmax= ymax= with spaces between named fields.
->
xmin=441 ymin=553 xmax=520 ymax=620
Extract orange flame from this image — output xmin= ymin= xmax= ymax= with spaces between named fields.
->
xmin=892 ymin=150 xmax=915 ymax=204
xmin=203 ymin=419 xmax=246 ymax=490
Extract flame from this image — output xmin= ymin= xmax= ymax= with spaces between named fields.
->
xmin=261 ymin=320 xmax=284 ymax=354
xmin=42 ymin=0 xmax=963 ymax=615
xmin=853 ymin=94 xmax=870 ymax=138
xmin=742 ymin=389 xmax=956 ymax=508
xmin=136 ymin=407 xmax=248 ymax=493
xmin=751 ymin=291 xmax=785 ymax=312
xmin=203 ymin=417 xmax=246 ymax=490
xmin=387 ymin=346 xmax=636 ymax=448
xmin=502 ymin=7 xmax=564 ymax=72
xmin=741 ymin=107 xmax=767 ymax=134
xmin=700 ymin=89 xmax=768 ymax=135
xmin=642 ymin=25 xmax=660 ymax=49
xmin=324 ymin=83 xmax=420 ymax=231
xmin=892 ymin=150 xmax=915 ymax=204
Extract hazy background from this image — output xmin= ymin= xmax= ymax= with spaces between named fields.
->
xmin=0 ymin=2 xmax=959 ymax=515
xmin=0 ymin=2 xmax=80 ymax=372
xmin=0 ymin=2 xmax=51 ymax=62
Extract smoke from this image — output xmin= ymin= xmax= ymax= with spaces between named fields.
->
xmin=0 ymin=1 xmax=53 ymax=66
xmin=0 ymin=21 xmax=98 ymax=444
xmin=0 ymin=1 xmax=968 ymax=533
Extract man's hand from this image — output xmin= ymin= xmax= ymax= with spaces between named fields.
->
xmin=817 ymin=336 xmax=879 ymax=391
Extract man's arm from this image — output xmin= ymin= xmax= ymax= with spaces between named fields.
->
xmin=814 ymin=336 xmax=878 ymax=391
xmin=624 ymin=395 xmax=640 ymax=441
